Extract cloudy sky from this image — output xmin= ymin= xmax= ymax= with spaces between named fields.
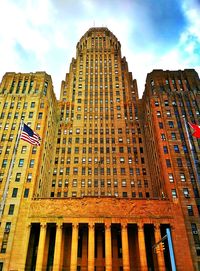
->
xmin=0 ymin=0 xmax=200 ymax=98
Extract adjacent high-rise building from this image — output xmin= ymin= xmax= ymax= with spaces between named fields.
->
xmin=0 ymin=27 xmax=200 ymax=270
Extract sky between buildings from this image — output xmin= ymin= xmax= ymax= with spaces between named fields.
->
xmin=0 ymin=0 xmax=200 ymax=99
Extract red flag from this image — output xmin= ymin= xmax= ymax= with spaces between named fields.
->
xmin=188 ymin=123 xmax=200 ymax=138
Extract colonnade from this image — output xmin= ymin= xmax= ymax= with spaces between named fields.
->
xmin=25 ymin=222 xmax=167 ymax=271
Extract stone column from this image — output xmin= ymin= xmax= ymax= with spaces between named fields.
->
xmin=53 ymin=223 xmax=63 ymax=271
xmin=137 ymin=223 xmax=148 ymax=271
xmin=121 ymin=223 xmax=130 ymax=271
xmin=154 ymin=224 xmax=166 ymax=271
xmin=35 ymin=223 xmax=47 ymax=271
xmin=70 ymin=223 xmax=79 ymax=271
xmin=105 ymin=222 xmax=112 ymax=271
xmin=88 ymin=223 xmax=95 ymax=271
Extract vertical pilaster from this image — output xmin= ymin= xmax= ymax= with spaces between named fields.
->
xmin=105 ymin=222 xmax=112 ymax=271
xmin=121 ymin=223 xmax=130 ymax=271
xmin=53 ymin=222 xmax=63 ymax=271
xmin=21 ymin=223 xmax=32 ymax=269
xmin=154 ymin=224 xmax=166 ymax=271
xmin=70 ymin=223 xmax=79 ymax=271
xmin=137 ymin=223 xmax=148 ymax=271
xmin=35 ymin=223 xmax=47 ymax=271
xmin=88 ymin=223 xmax=95 ymax=271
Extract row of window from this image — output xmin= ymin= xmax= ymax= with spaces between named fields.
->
xmin=50 ymin=191 xmax=149 ymax=198
xmin=52 ymin=179 xmax=148 ymax=188
xmin=11 ymin=187 xmax=29 ymax=198
xmin=0 ymin=145 xmax=37 ymax=155
xmin=55 ymin=156 xmax=143 ymax=165
xmin=2 ymin=159 xmax=35 ymax=168
xmin=0 ymin=111 xmax=43 ymax=120
xmin=53 ymin=167 xmax=146 ymax=176
xmin=171 ymin=188 xmax=190 ymax=198
xmin=154 ymin=97 xmax=197 ymax=107
xmin=2 ymin=101 xmax=44 ymax=109
xmin=168 ymin=173 xmax=186 ymax=182
xmin=58 ymin=127 xmax=139 ymax=136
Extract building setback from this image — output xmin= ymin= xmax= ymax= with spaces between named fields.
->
xmin=0 ymin=27 xmax=200 ymax=270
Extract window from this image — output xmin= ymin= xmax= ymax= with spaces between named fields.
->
xmin=183 ymin=188 xmax=189 ymax=198
xmin=31 ymin=102 xmax=35 ymax=108
xmin=2 ymin=159 xmax=7 ymax=168
xmin=66 ymin=167 xmax=70 ymax=175
xmin=74 ymin=157 xmax=79 ymax=164
xmin=122 ymin=179 xmax=127 ymax=187
xmin=166 ymin=159 xmax=171 ymax=168
xmin=171 ymin=133 xmax=176 ymax=140
xmin=4 ymin=123 xmax=9 ymax=130
xmin=177 ymin=158 xmax=183 ymax=167
xmin=38 ymin=112 xmax=43 ymax=119
xmin=166 ymin=110 xmax=171 ymax=117
xmin=120 ymin=157 xmax=125 ymax=163
xmin=161 ymin=134 xmax=166 ymax=141
xmin=73 ymin=167 xmax=78 ymax=175
xmin=29 ymin=112 xmax=33 ymax=118
xmin=8 ymin=204 xmax=15 ymax=215
xmin=132 ymin=192 xmax=136 ymax=198
xmin=163 ymin=146 xmax=168 ymax=154
xmin=171 ymin=189 xmax=177 ymax=198
xmin=29 ymin=159 xmax=34 ymax=168
xmin=12 ymin=188 xmax=18 ymax=197
xmin=180 ymin=173 xmax=186 ymax=182
xmin=187 ymin=205 xmax=194 ymax=216
xmin=21 ymin=146 xmax=27 ymax=154
xmin=72 ymin=179 xmax=77 ymax=187
xmin=27 ymin=173 xmax=32 ymax=182
xmin=24 ymin=188 xmax=29 ymax=198
xmin=15 ymin=173 xmax=21 ymax=182
xmin=5 ymin=146 xmax=10 ymax=154
xmin=169 ymin=173 xmax=174 ymax=182
xmin=122 ymin=192 xmax=127 ymax=198
xmin=159 ymin=122 xmax=163 ymax=129
xmin=72 ymin=192 xmax=77 ymax=197
xmin=137 ymin=192 xmax=142 ymax=198
xmin=168 ymin=121 xmax=174 ymax=128
xmin=157 ymin=111 xmax=161 ymax=117
xmin=18 ymin=159 xmax=24 ymax=167
xmin=174 ymin=145 xmax=179 ymax=153
xmin=40 ymin=102 xmax=44 ymax=108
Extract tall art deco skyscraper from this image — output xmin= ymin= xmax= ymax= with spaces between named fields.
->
xmin=0 ymin=27 xmax=200 ymax=271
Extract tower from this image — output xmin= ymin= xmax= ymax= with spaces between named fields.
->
xmin=0 ymin=28 xmax=199 ymax=271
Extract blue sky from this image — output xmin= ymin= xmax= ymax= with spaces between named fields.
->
xmin=0 ymin=0 xmax=200 ymax=98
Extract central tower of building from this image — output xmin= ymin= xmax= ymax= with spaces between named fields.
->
xmin=51 ymin=27 xmax=151 ymax=200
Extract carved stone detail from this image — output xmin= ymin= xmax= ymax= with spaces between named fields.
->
xmin=88 ymin=222 xmax=95 ymax=230
xmin=29 ymin=198 xmax=173 ymax=219
xmin=105 ymin=222 xmax=111 ymax=230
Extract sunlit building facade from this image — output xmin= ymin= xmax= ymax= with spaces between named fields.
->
xmin=0 ymin=27 xmax=200 ymax=270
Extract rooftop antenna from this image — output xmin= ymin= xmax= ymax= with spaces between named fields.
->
xmin=93 ymin=20 xmax=95 ymax=27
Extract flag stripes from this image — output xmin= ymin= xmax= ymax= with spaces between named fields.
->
xmin=20 ymin=123 xmax=41 ymax=145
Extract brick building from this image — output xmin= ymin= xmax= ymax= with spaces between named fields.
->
xmin=0 ymin=27 xmax=200 ymax=270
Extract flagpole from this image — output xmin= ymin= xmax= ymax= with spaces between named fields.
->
xmin=0 ymin=120 xmax=23 ymax=218
xmin=182 ymin=115 xmax=200 ymax=184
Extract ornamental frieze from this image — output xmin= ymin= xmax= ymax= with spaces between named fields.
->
xmin=29 ymin=197 xmax=173 ymax=219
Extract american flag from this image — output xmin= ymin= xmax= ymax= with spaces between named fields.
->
xmin=20 ymin=123 xmax=41 ymax=145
